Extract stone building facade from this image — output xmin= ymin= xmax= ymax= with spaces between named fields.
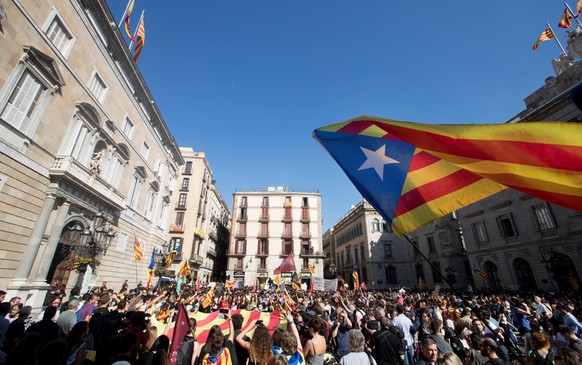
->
xmin=228 ymin=188 xmax=323 ymax=287
xmin=327 ymin=200 xmax=468 ymax=291
xmin=0 ymin=0 xmax=182 ymax=306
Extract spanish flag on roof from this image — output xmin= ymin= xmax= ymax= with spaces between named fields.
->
xmin=314 ymin=117 xmax=582 ymax=236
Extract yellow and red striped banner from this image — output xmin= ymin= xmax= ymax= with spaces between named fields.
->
xmin=152 ymin=309 xmax=287 ymax=345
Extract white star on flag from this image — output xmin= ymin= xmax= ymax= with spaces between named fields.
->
xmin=358 ymin=145 xmax=399 ymax=180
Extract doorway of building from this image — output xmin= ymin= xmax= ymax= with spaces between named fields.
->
xmin=513 ymin=258 xmax=538 ymax=291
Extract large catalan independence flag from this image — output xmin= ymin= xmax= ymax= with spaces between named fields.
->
xmin=313 ymin=117 xmax=582 ymax=236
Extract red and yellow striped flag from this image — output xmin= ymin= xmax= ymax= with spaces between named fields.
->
xmin=577 ymin=0 xmax=582 ymax=14
xmin=532 ymin=28 xmax=554 ymax=51
xmin=177 ymin=260 xmax=191 ymax=278
xmin=201 ymin=286 xmax=214 ymax=308
xmin=133 ymin=235 xmax=143 ymax=261
xmin=558 ymin=8 xmax=572 ymax=29
xmin=123 ymin=0 xmax=137 ymax=42
xmin=156 ymin=309 xmax=286 ymax=345
xmin=314 ymin=117 xmax=582 ymax=236
xmin=133 ymin=13 xmax=145 ymax=62
xmin=273 ymin=275 xmax=281 ymax=287
xmin=308 ymin=264 xmax=315 ymax=275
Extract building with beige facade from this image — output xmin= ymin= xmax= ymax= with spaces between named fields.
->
xmin=326 ymin=200 xmax=467 ymax=290
xmin=166 ymin=147 xmax=230 ymax=284
xmin=228 ymin=187 xmax=323 ymax=287
xmin=0 ymin=0 xmax=182 ymax=306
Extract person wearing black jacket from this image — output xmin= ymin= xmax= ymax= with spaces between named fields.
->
xmin=368 ymin=317 xmax=405 ymax=365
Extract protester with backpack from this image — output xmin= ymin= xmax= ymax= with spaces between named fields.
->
xmin=527 ymin=332 xmax=555 ymax=365
xmin=177 ymin=318 xmax=200 ymax=365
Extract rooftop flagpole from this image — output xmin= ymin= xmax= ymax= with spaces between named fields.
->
xmin=547 ymin=23 xmax=567 ymax=53
xmin=565 ymin=2 xmax=582 ymax=27
xmin=129 ymin=10 xmax=144 ymax=51
xmin=118 ymin=0 xmax=133 ymax=28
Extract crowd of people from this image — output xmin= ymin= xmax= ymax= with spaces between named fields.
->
xmin=0 ymin=279 xmax=580 ymax=365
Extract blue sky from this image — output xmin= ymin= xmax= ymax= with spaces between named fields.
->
xmin=107 ymin=0 xmax=571 ymax=230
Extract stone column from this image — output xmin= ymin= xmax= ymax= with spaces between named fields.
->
xmin=33 ymin=201 xmax=71 ymax=283
xmin=11 ymin=194 xmax=57 ymax=284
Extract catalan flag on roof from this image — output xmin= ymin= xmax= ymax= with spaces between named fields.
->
xmin=133 ymin=12 xmax=145 ymax=62
xmin=123 ymin=0 xmax=138 ymax=42
xmin=558 ymin=8 xmax=572 ymax=29
xmin=313 ymin=117 xmax=582 ymax=236
xmin=532 ymin=28 xmax=554 ymax=51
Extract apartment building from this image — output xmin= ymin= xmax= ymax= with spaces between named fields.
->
xmin=228 ymin=187 xmax=323 ymax=287
xmin=167 ymin=148 xmax=230 ymax=283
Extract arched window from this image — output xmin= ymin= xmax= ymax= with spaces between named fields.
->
xmin=372 ymin=219 xmax=380 ymax=232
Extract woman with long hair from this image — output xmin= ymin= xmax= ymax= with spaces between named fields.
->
xmin=236 ymin=320 xmax=272 ymax=365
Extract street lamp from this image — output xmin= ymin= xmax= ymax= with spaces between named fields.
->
xmin=445 ymin=266 xmax=458 ymax=285
xmin=540 ymin=248 xmax=557 ymax=290
xmin=80 ymin=210 xmax=116 ymax=255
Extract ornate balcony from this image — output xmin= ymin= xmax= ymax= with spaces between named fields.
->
xmin=50 ymin=156 xmax=125 ymax=210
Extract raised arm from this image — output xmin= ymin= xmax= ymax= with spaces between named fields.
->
xmin=235 ymin=318 xmax=257 ymax=351
xmin=286 ymin=311 xmax=302 ymax=350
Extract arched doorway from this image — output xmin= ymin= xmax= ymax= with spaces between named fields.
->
xmin=484 ymin=261 xmax=501 ymax=289
xmin=513 ymin=258 xmax=538 ymax=291
xmin=46 ymin=220 xmax=86 ymax=288
xmin=547 ymin=251 xmax=580 ymax=292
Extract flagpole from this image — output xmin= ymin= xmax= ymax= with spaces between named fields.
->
xmin=403 ymin=234 xmax=456 ymax=290
xmin=129 ymin=10 xmax=144 ymax=50
xmin=565 ymin=3 xmax=582 ymax=27
xmin=547 ymin=23 xmax=567 ymax=53
xmin=118 ymin=0 xmax=132 ymax=28
xmin=135 ymin=256 xmax=139 ymax=288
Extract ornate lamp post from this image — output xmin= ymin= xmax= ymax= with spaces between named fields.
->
xmin=445 ymin=266 xmax=458 ymax=286
xmin=80 ymin=210 xmax=116 ymax=255
xmin=540 ymin=248 xmax=557 ymax=291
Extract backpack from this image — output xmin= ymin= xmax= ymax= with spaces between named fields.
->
xmin=528 ymin=350 xmax=555 ymax=365
xmin=177 ymin=336 xmax=195 ymax=365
